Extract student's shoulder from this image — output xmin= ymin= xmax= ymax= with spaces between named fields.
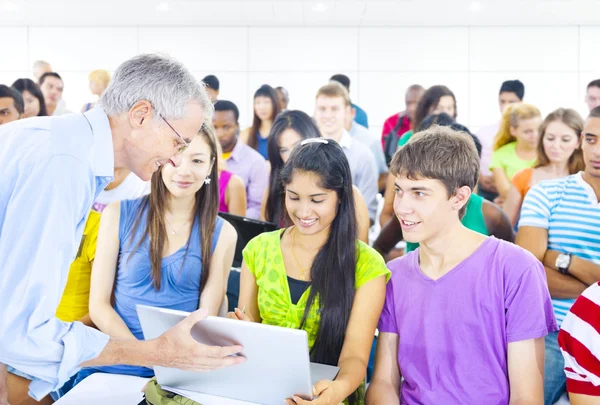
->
xmin=488 ymin=238 xmax=542 ymax=277
xmin=527 ymin=173 xmax=577 ymax=201
xmin=386 ymin=250 xmax=418 ymax=282
xmin=238 ymin=141 xmax=266 ymax=161
xmin=246 ymin=229 xmax=283 ymax=250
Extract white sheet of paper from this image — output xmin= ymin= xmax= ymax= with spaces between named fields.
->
xmin=163 ymin=386 xmax=259 ymax=404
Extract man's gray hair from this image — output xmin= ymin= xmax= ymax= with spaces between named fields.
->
xmin=100 ymin=53 xmax=213 ymax=121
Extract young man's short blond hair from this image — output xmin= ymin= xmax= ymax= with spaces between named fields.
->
xmin=316 ymin=81 xmax=351 ymax=107
xmin=390 ymin=125 xmax=480 ymax=219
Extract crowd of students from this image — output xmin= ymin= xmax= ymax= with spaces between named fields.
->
xmin=1 ymin=54 xmax=600 ymax=405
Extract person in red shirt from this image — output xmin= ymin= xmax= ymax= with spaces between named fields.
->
xmin=381 ymin=84 xmax=425 ymax=146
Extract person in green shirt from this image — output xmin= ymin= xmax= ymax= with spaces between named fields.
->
xmin=228 ymin=138 xmax=390 ymax=405
xmin=489 ymin=103 xmax=542 ymax=201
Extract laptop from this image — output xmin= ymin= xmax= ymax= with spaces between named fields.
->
xmin=218 ymin=213 xmax=278 ymax=268
xmin=137 ymin=305 xmax=339 ymax=405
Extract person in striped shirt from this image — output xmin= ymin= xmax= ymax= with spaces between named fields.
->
xmin=516 ymin=106 xmax=600 ymax=405
xmin=558 ymin=281 xmax=600 ymax=403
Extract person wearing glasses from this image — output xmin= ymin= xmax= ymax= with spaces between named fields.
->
xmin=229 ymin=138 xmax=390 ymax=405
xmin=0 ymin=54 xmax=244 ymax=405
xmin=61 ymin=123 xmax=237 ymax=393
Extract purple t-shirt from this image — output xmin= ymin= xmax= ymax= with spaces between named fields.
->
xmin=378 ymin=237 xmax=557 ymax=405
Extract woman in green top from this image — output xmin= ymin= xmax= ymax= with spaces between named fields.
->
xmin=489 ymin=103 xmax=542 ymax=201
xmin=228 ymin=138 xmax=390 ymax=405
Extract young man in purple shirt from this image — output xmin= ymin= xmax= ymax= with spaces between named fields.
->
xmin=366 ymin=126 xmax=557 ymax=405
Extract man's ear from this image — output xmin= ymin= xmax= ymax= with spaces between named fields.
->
xmin=451 ymin=185 xmax=472 ymax=213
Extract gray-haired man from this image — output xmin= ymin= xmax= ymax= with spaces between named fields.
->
xmin=0 ymin=54 xmax=244 ymax=405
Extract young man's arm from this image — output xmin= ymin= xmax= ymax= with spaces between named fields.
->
xmin=507 ymin=338 xmax=545 ymax=405
xmin=516 ymin=227 xmax=587 ymax=299
xmin=542 ymin=249 xmax=600 ymax=286
xmin=482 ymin=199 xmax=515 ymax=243
xmin=365 ymin=332 xmax=402 ymax=404
xmin=372 ymin=216 xmax=403 ymax=260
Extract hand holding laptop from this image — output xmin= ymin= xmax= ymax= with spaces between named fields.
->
xmin=285 ymin=379 xmax=342 ymax=405
xmin=226 ymin=307 xmax=254 ymax=322
xmin=154 ymin=308 xmax=246 ymax=371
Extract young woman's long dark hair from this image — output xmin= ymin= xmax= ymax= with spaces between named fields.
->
xmin=265 ymin=110 xmax=321 ymax=225
xmin=11 ymin=78 xmax=48 ymax=116
xmin=247 ymin=84 xmax=281 ymax=151
xmin=130 ymin=122 xmax=219 ymax=292
xmin=413 ymin=85 xmax=456 ymax=130
xmin=279 ymin=140 xmax=359 ymax=404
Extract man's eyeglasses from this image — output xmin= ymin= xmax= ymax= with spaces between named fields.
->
xmin=160 ymin=114 xmax=189 ymax=154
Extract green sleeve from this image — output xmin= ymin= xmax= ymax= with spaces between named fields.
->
xmin=489 ymin=148 xmax=502 ymax=170
xmin=355 ymin=242 xmax=391 ymax=289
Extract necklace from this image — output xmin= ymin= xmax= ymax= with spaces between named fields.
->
xmin=291 ymin=227 xmax=310 ymax=281
xmin=164 ymin=216 xmax=191 ymax=235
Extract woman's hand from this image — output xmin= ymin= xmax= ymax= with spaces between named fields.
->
xmin=225 ymin=307 xmax=254 ymax=322
xmin=285 ymin=380 xmax=344 ymax=405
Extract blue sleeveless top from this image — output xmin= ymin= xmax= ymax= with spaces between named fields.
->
xmin=93 ymin=197 xmax=224 ymax=377
xmin=256 ymin=131 xmax=268 ymax=160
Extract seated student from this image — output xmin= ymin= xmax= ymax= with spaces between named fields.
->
xmin=240 ymin=84 xmax=281 ymax=160
xmin=504 ymin=108 xmax=584 ymax=226
xmin=366 ymin=126 xmax=556 ymax=405
xmin=330 ymin=73 xmax=369 ymax=128
xmin=516 ymin=106 xmax=600 ymax=405
xmin=476 ymin=80 xmax=525 ymax=202
xmin=213 ymin=100 xmax=269 ymax=219
xmin=73 ymin=125 xmax=237 ymax=384
xmin=11 ymin=78 xmax=48 ymax=117
xmin=229 ymin=138 xmax=390 ymax=405
xmin=558 ymin=281 xmax=600 ymax=403
xmin=314 ymin=82 xmax=379 ymax=223
xmin=489 ymin=103 xmax=542 ymax=201
xmin=374 ymin=114 xmax=514 ymax=261
xmin=215 ymin=137 xmax=247 ymax=217
xmin=0 ymin=84 xmax=24 ymax=125
xmin=55 ymin=210 xmax=101 ymax=326
xmin=380 ymin=112 xmax=460 ymax=227
xmin=381 ymin=84 xmax=425 ymax=165
xmin=396 ymin=85 xmax=457 ymax=148
xmin=261 ymin=109 xmax=371 ymax=243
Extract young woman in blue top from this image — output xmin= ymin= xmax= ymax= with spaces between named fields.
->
xmin=241 ymin=84 xmax=281 ymax=159
xmin=79 ymin=123 xmax=237 ymax=381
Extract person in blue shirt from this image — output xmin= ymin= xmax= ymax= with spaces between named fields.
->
xmin=71 ymin=123 xmax=238 ymax=388
xmin=0 ymin=54 xmax=244 ymax=405
xmin=330 ymin=74 xmax=369 ymax=128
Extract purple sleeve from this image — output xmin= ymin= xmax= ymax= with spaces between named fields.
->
xmin=505 ymin=260 xmax=558 ymax=342
xmin=378 ymin=275 xmax=399 ymax=334
xmin=246 ymin=158 xmax=269 ymax=220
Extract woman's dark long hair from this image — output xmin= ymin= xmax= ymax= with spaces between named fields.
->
xmin=130 ymin=122 xmax=219 ymax=292
xmin=265 ymin=110 xmax=321 ymax=225
xmin=11 ymin=78 xmax=48 ymax=116
xmin=280 ymin=140 xmax=359 ymax=404
xmin=413 ymin=85 xmax=456 ymax=130
xmin=247 ymin=84 xmax=281 ymax=152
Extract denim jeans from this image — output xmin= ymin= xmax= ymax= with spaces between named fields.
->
xmin=5 ymin=364 xmax=74 ymax=401
xmin=544 ymin=331 xmax=567 ymax=405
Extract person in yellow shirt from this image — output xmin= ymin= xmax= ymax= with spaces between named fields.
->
xmin=55 ymin=210 xmax=101 ymax=325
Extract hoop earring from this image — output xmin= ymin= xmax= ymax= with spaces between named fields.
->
xmin=204 ymin=177 xmax=211 ymax=185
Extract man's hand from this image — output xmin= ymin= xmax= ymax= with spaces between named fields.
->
xmin=0 ymin=364 xmax=8 ymax=405
xmin=153 ymin=308 xmax=246 ymax=371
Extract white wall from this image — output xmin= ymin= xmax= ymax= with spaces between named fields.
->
xmin=1 ymin=25 xmax=597 ymax=136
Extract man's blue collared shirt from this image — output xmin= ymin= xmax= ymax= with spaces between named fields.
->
xmin=0 ymin=108 xmax=114 ymax=400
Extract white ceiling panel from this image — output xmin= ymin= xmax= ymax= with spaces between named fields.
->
xmin=0 ymin=0 xmax=599 ymax=26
